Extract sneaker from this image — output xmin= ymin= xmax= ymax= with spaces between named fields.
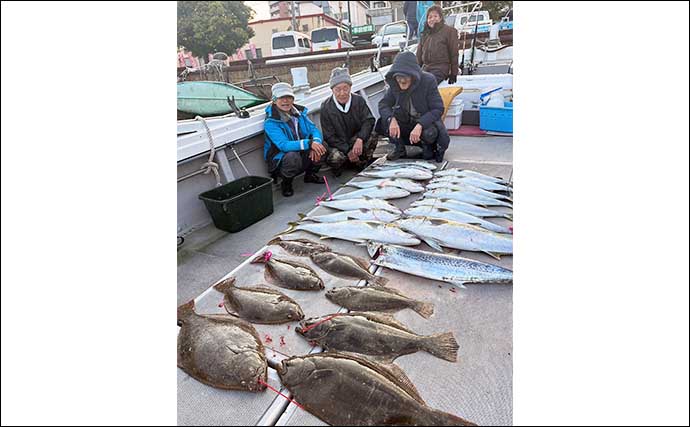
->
xmin=422 ymin=145 xmax=435 ymax=161
xmin=332 ymin=166 xmax=343 ymax=177
xmin=281 ymin=178 xmax=294 ymax=197
xmin=434 ymin=150 xmax=445 ymax=163
xmin=304 ymin=173 xmax=325 ymax=184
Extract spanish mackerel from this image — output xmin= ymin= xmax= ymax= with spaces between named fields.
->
xmin=367 ymin=243 xmax=513 ymax=286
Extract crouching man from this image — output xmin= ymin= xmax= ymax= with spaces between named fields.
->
xmin=377 ymin=51 xmax=450 ymax=162
xmin=264 ymin=82 xmax=327 ymax=197
xmin=320 ymin=68 xmax=377 ymax=177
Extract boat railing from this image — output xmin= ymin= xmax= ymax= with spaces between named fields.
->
xmin=374 ymin=20 xmax=410 ymax=71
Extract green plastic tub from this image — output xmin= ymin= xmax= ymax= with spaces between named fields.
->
xmin=199 ymin=176 xmax=274 ymax=233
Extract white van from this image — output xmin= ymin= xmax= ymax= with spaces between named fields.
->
xmin=271 ymin=31 xmax=311 ymax=56
xmin=310 ymin=27 xmax=353 ymax=51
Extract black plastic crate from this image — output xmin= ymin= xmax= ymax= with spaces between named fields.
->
xmin=198 ymin=176 xmax=274 ymax=233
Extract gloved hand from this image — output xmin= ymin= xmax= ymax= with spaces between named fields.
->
xmin=447 ymin=74 xmax=457 ymax=85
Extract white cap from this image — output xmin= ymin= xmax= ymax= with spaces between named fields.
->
xmin=271 ymin=82 xmax=295 ymax=101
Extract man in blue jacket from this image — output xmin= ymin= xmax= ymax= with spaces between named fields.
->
xmin=378 ymin=51 xmax=450 ymax=162
xmin=264 ymin=82 xmax=327 ymax=197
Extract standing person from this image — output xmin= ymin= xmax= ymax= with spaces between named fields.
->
xmin=263 ymin=82 xmax=327 ymax=197
xmin=403 ymin=1 xmax=418 ymax=41
xmin=415 ymin=0 xmax=435 ymax=41
xmin=320 ymin=68 xmax=377 ymax=177
xmin=377 ymin=51 xmax=450 ymax=163
xmin=416 ymin=4 xmax=459 ymax=84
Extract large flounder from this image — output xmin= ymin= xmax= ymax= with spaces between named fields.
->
xmin=274 ymin=352 xmax=476 ymax=426
xmin=177 ymin=300 xmax=267 ymax=391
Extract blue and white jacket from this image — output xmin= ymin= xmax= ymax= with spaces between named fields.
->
xmin=263 ymin=103 xmax=323 ymax=164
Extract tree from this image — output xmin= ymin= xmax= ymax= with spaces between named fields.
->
xmin=481 ymin=1 xmax=513 ymax=22
xmin=177 ymin=1 xmax=255 ymax=59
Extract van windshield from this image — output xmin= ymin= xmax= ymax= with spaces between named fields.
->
xmin=378 ymin=23 xmax=406 ymax=36
xmin=311 ymin=28 xmax=338 ymax=43
xmin=273 ymin=36 xmax=296 ymax=49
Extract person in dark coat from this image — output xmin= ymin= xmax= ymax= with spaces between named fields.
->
xmin=320 ymin=68 xmax=377 ymax=176
xmin=416 ymin=4 xmax=459 ymax=84
xmin=377 ymin=51 xmax=450 ymax=163
xmin=264 ymin=82 xmax=327 ymax=197
xmin=403 ymin=1 xmax=419 ymax=40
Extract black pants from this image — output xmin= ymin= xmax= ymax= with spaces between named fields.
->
xmin=325 ymin=135 xmax=378 ymax=170
xmin=269 ymin=149 xmax=326 ymax=180
xmin=388 ymin=120 xmax=439 ymax=159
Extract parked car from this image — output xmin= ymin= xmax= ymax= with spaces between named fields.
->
xmin=271 ymin=31 xmax=311 ymax=56
xmin=371 ymin=22 xmax=407 ymax=48
xmin=310 ymin=27 xmax=353 ymax=51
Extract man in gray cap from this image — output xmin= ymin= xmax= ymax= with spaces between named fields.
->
xmin=319 ymin=67 xmax=376 ymax=177
xmin=264 ymin=82 xmax=327 ymax=197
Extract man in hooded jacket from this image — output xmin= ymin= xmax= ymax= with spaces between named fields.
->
xmin=377 ymin=51 xmax=450 ymax=163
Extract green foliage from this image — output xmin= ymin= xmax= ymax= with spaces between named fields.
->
xmin=481 ymin=1 xmax=513 ymax=22
xmin=177 ymin=1 xmax=255 ymax=58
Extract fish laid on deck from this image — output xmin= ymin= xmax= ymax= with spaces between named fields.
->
xmin=309 ymin=251 xmax=389 ymax=286
xmin=177 ymin=300 xmax=267 ymax=392
xmin=251 ymin=253 xmax=325 ymax=290
xmin=214 ymin=277 xmax=304 ymax=324
xmin=368 ymin=243 xmax=513 ymax=286
xmin=295 ymin=311 xmax=459 ymax=363
xmin=326 ymin=284 xmax=434 ymax=318
xmin=282 ymin=220 xmax=421 ymax=246
xmin=274 ymin=353 xmax=476 ymax=426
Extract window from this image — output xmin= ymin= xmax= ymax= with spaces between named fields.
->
xmin=272 ymin=35 xmax=296 ymax=49
xmin=302 ymin=24 xmax=309 ymax=32
xmin=311 ymin=27 xmax=338 ymax=43
xmin=303 ymin=38 xmax=310 ymax=48
xmin=244 ymin=49 xmax=253 ymax=59
xmin=298 ymin=38 xmax=305 ymax=47
xmin=184 ymin=58 xmax=193 ymax=67
xmin=255 ymin=48 xmax=262 ymax=58
xmin=379 ymin=23 xmax=406 ymax=36
xmin=373 ymin=1 xmax=387 ymax=8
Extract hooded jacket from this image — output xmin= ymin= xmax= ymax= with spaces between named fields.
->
xmin=263 ymin=103 xmax=323 ymax=164
xmin=320 ymin=93 xmax=375 ymax=154
xmin=378 ymin=51 xmax=450 ymax=152
xmin=416 ymin=13 xmax=459 ymax=81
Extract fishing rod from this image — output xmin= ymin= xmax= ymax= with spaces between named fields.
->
xmin=468 ymin=9 xmax=481 ymax=75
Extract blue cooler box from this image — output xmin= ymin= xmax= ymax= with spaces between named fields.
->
xmin=480 ymin=101 xmax=513 ymax=133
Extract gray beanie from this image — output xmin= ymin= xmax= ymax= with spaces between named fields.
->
xmin=329 ymin=67 xmax=352 ymax=88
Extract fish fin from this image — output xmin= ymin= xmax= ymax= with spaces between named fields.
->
xmin=423 ymin=237 xmax=445 ymax=252
xmin=177 ymin=300 xmax=196 ymax=322
xmin=319 ymin=235 xmax=333 ymax=240
xmin=349 ymin=312 xmax=416 ymax=334
xmin=213 ymin=276 xmax=236 ymax=293
xmin=267 ymin=237 xmax=282 ymax=246
xmin=423 ymin=332 xmax=459 ymax=363
xmin=348 ymin=254 xmax=372 ymax=271
xmin=251 ymin=253 xmax=267 ymax=264
xmin=411 ymin=300 xmax=435 ymax=319
xmin=370 ymin=275 xmax=390 ymax=287
xmin=378 ymin=362 xmax=426 ymax=405
xmin=504 ymin=214 xmax=513 ymax=221
xmin=482 ymin=251 xmax=502 ymax=261
xmin=297 ymin=213 xmax=308 ymax=221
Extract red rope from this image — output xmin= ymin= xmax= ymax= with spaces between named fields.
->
xmin=258 ymin=378 xmax=304 ymax=410
xmin=300 ymin=313 xmax=341 ymax=333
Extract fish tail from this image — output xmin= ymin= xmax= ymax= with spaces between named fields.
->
xmin=267 ymin=237 xmax=281 ymax=246
xmin=275 ymin=222 xmax=299 ymax=237
xmin=424 ymin=332 xmax=459 ymax=362
xmin=426 ymin=409 xmax=478 ymax=426
xmin=411 ymin=300 xmax=434 ymax=319
xmin=213 ymin=276 xmax=236 ymax=293
xmin=297 ymin=213 xmax=308 ymax=221
xmin=251 ymin=253 xmax=267 ymax=264
xmin=370 ymin=275 xmax=389 ymax=287
xmin=504 ymin=214 xmax=513 ymax=221
xmin=177 ymin=299 xmax=195 ymax=322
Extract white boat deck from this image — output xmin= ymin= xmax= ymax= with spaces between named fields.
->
xmin=177 ymin=134 xmax=513 ymax=426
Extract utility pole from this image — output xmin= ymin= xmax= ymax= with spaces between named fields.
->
xmin=290 ymin=0 xmax=297 ymax=31
xmin=346 ymin=0 xmax=352 ymax=42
